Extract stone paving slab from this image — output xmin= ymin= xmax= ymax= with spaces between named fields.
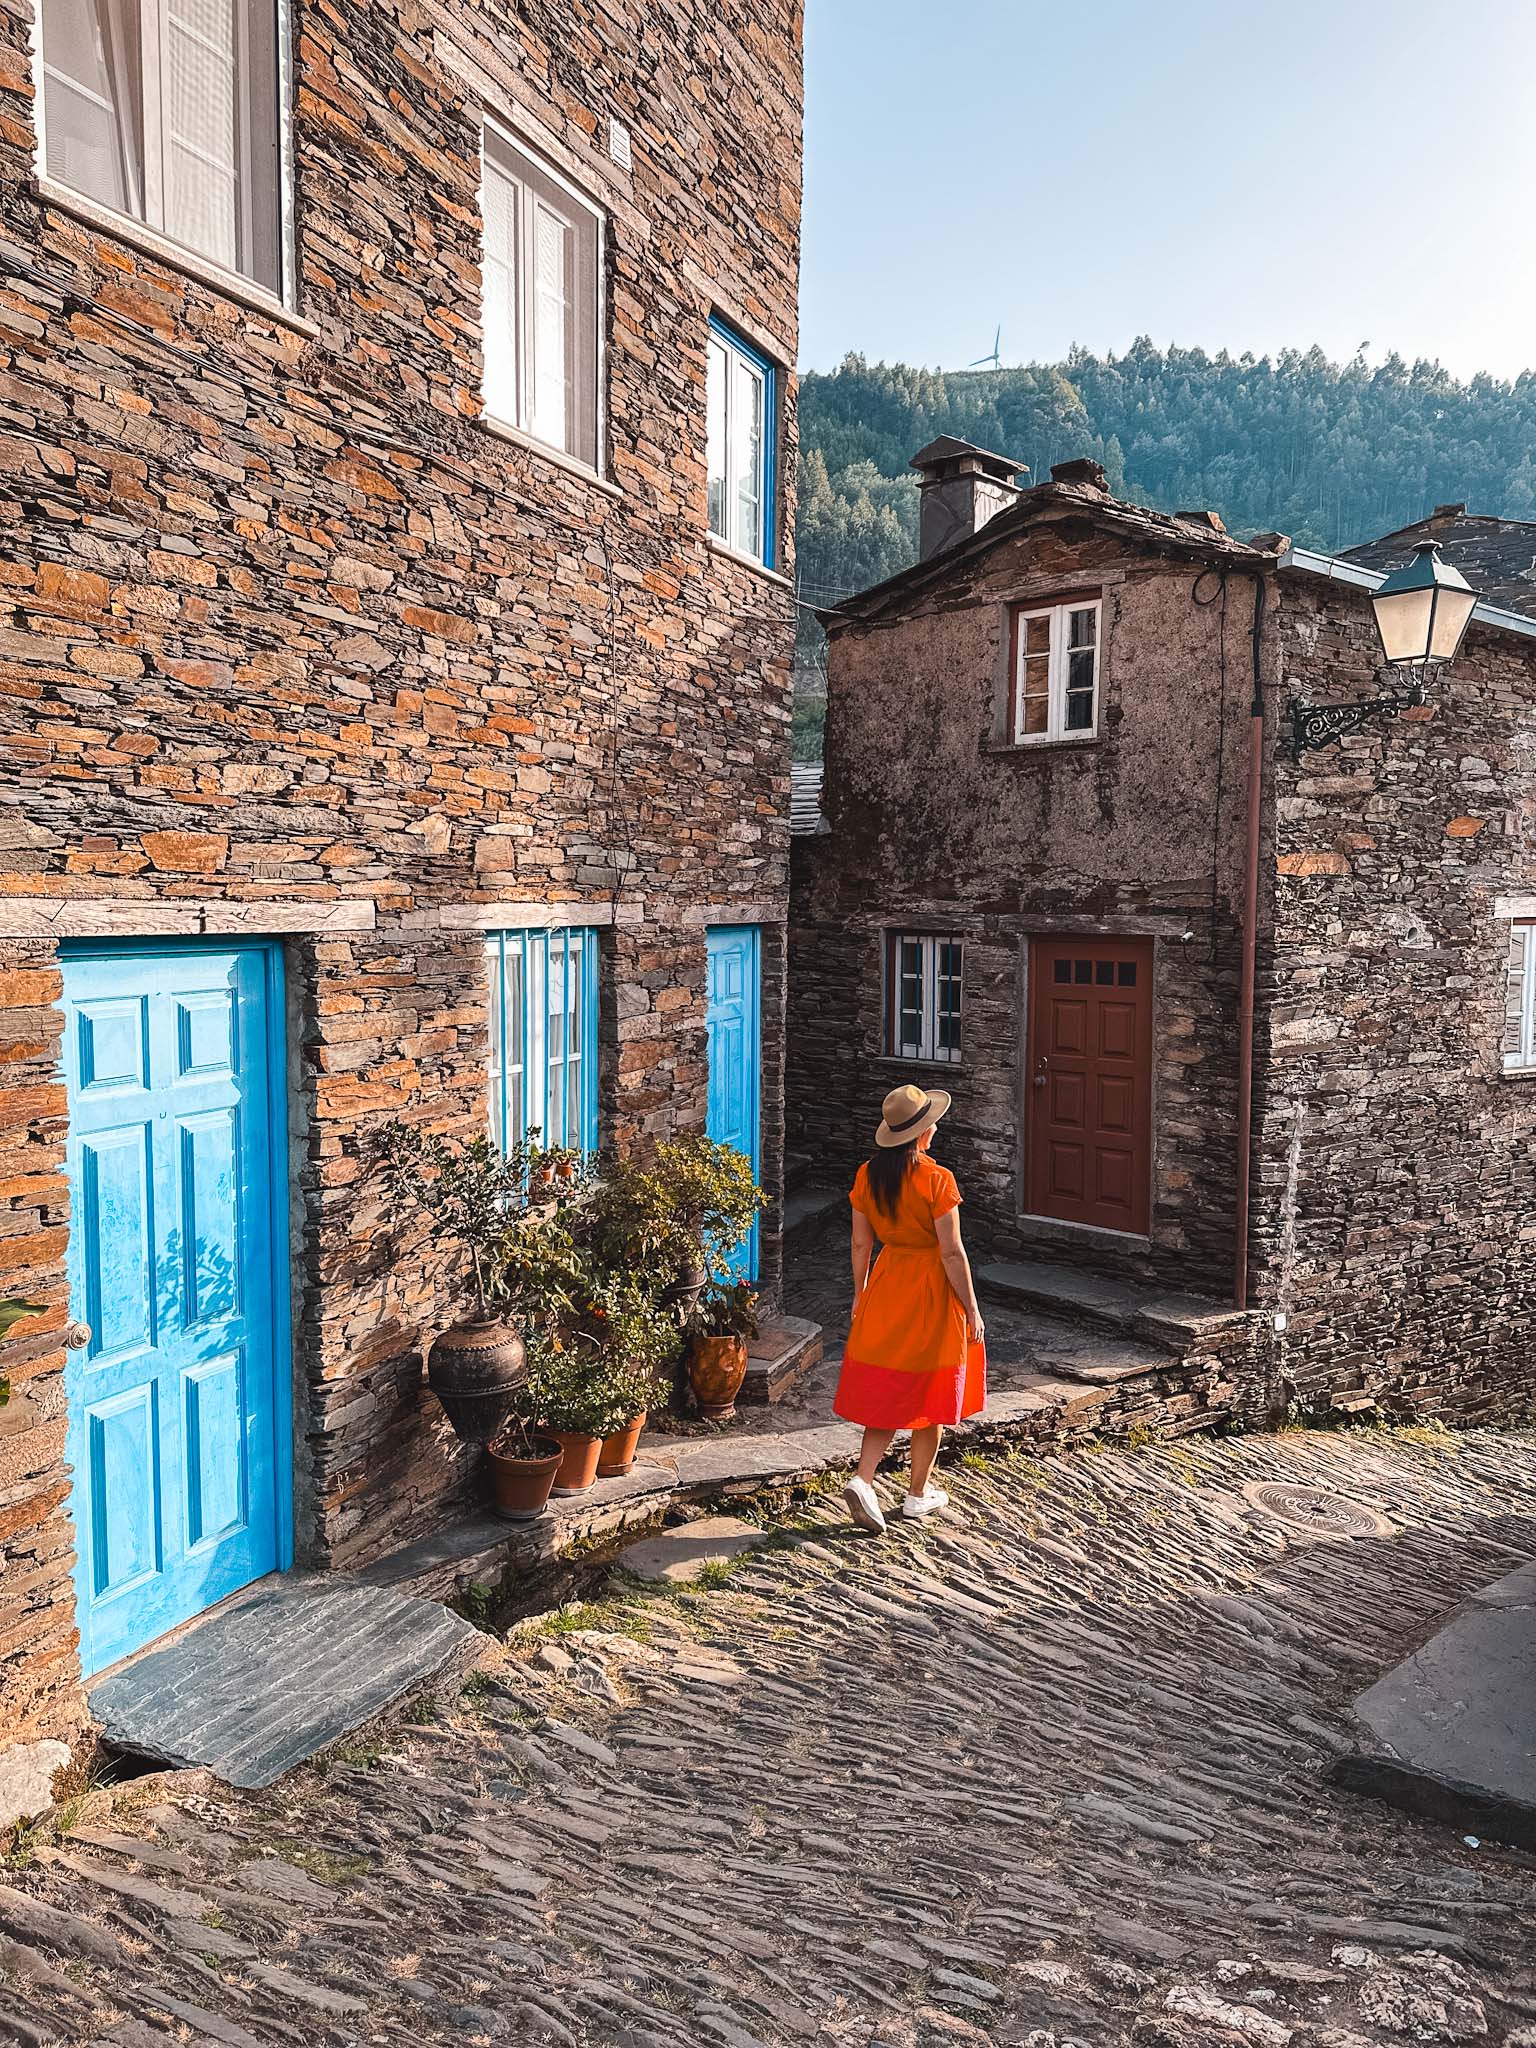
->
xmin=13 ymin=1427 xmax=1536 ymax=2048
xmin=88 ymin=1576 xmax=480 ymax=1788
xmin=1338 ymin=1557 xmax=1536 ymax=1849
xmin=616 ymin=1515 xmax=769 ymax=1583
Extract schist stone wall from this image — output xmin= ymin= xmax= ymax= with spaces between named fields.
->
xmin=788 ymin=495 xmax=1265 ymax=1296
xmin=1250 ymin=576 xmax=1536 ymax=1427
xmin=0 ymin=0 xmax=801 ymax=1785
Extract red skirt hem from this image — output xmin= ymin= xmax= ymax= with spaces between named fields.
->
xmin=834 ymin=1346 xmax=986 ymax=1431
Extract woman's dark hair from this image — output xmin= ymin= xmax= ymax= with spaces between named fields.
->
xmin=865 ymin=1140 xmax=918 ymax=1219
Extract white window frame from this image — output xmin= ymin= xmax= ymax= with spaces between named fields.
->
xmin=479 ymin=119 xmax=605 ymax=475
xmin=486 ymin=927 xmax=600 ymax=1155
xmin=32 ymin=0 xmax=293 ymax=305
xmin=1504 ymin=921 xmax=1536 ymax=1072
xmin=886 ymin=932 xmax=963 ymax=1066
xmin=707 ymin=320 xmax=776 ymax=566
xmin=1011 ymin=597 xmax=1102 ymax=745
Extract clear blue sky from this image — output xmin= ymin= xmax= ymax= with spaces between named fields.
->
xmin=800 ymin=0 xmax=1536 ymax=382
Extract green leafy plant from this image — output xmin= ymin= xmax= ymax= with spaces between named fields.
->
xmin=517 ymin=1269 xmax=679 ymax=1441
xmin=695 ymin=1279 xmax=760 ymax=1342
xmin=589 ymin=1134 xmax=763 ymax=1293
xmin=378 ymin=1123 xmax=590 ymax=1322
xmin=0 ymin=1300 xmax=44 ymax=1410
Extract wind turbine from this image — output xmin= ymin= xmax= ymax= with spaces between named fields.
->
xmin=969 ymin=325 xmax=1002 ymax=371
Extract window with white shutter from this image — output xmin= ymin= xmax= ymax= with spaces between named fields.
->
xmin=480 ymin=126 xmax=602 ymax=472
xmin=37 ymin=0 xmax=285 ymax=294
xmin=885 ymin=934 xmax=963 ymax=1065
xmin=1504 ymin=923 xmax=1536 ymax=1072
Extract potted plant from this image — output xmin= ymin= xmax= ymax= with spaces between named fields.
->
xmin=687 ymin=1279 xmax=761 ymax=1421
xmin=485 ymin=1404 xmax=565 ymax=1522
xmin=525 ymin=1272 xmax=679 ymax=1492
xmin=379 ymin=1123 xmax=586 ymax=1445
xmin=593 ymin=1279 xmax=680 ymax=1474
xmin=589 ymin=1134 xmax=764 ymax=1320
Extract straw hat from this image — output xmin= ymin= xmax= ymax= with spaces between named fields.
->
xmin=875 ymin=1082 xmax=952 ymax=1149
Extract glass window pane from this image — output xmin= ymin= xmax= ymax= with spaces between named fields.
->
xmin=1067 ymin=648 xmax=1095 ymax=693
xmin=481 ymin=157 xmax=518 ymax=423
xmin=1074 ymin=959 xmax=1092 ymax=983
xmin=1069 ymin=606 xmax=1097 ymax=649
xmin=1095 ymin=960 xmax=1113 ymax=985
xmin=732 ymin=350 xmax=765 ymax=558
xmin=165 ymin=0 xmax=240 ymax=272
xmin=1025 ymin=614 xmax=1051 ymax=656
xmin=1117 ymin=961 xmax=1137 ymax=986
xmin=41 ymin=0 xmax=140 ymax=212
xmin=1065 ymin=689 xmax=1094 ymax=732
xmin=531 ymin=198 xmax=574 ymax=450
xmin=1053 ymin=959 xmax=1070 ymax=984
xmin=707 ymin=337 xmax=729 ymax=540
xmin=1023 ymin=692 xmax=1049 ymax=735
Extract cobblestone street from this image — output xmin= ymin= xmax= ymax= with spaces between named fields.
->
xmin=6 ymin=1426 xmax=1536 ymax=2048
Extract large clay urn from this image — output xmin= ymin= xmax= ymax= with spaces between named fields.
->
xmin=688 ymin=1335 xmax=748 ymax=1422
xmin=426 ymin=1319 xmax=527 ymax=1444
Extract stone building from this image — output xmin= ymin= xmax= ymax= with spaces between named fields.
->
xmin=788 ymin=447 xmax=1536 ymax=1441
xmin=0 ymin=0 xmax=802 ymax=1815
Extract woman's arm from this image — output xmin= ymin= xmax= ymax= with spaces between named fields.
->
xmin=935 ymin=1208 xmax=986 ymax=1343
xmin=851 ymin=1209 xmax=876 ymax=1310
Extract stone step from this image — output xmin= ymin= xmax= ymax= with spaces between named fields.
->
xmin=88 ymin=1576 xmax=481 ymax=1789
xmin=998 ymin=1307 xmax=1167 ymax=1388
xmin=781 ymin=1182 xmax=844 ymax=1249
xmin=742 ymin=1315 xmax=823 ymax=1405
xmin=977 ymin=1257 xmax=1244 ymax=1356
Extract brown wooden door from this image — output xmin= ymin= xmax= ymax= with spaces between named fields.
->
xmin=1027 ymin=938 xmax=1153 ymax=1235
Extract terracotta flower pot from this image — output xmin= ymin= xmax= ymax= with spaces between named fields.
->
xmin=427 ymin=1319 xmax=527 ymax=1444
xmin=487 ymin=1433 xmax=562 ymax=1521
xmin=549 ymin=1430 xmax=603 ymax=1496
xmin=689 ymin=1335 xmax=748 ymax=1421
xmin=598 ymin=1412 xmax=647 ymax=1477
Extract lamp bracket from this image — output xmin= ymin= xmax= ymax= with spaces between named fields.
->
xmin=1287 ymin=667 xmax=1432 ymax=761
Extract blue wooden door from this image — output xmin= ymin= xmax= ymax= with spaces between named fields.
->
xmin=706 ymin=926 xmax=761 ymax=1282
xmin=62 ymin=944 xmax=289 ymax=1676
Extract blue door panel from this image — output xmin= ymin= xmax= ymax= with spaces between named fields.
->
xmin=706 ymin=927 xmax=762 ymax=1283
xmin=63 ymin=943 xmax=288 ymax=1677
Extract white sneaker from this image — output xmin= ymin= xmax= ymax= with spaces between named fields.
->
xmin=902 ymin=1486 xmax=950 ymax=1521
xmin=842 ymin=1475 xmax=887 ymax=1534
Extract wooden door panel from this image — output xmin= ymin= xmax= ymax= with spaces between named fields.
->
xmin=1049 ymin=999 xmax=1087 ymax=1054
xmin=1097 ymin=1002 xmax=1137 ymax=1059
xmin=64 ymin=944 xmax=285 ymax=1677
xmin=1028 ymin=938 xmax=1152 ymax=1234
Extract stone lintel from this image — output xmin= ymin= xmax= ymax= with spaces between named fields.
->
xmin=0 ymin=898 xmax=378 ymax=940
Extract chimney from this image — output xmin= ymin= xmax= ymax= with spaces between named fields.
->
xmin=910 ymin=437 xmax=1026 ymax=561
xmin=1049 ymin=457 xmax=1109 ymax=493
xmin=1430 ymin=502 xmax=1467 ymax=525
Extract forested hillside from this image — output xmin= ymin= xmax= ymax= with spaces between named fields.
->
xmin=796 ymin=341 xmax=1536 ymax=635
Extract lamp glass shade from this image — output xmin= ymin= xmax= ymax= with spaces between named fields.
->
xmin=1428 ymin=586 xmax=1477 ymax=663
xmin=1370 ymin=540 xmax=1477 ymax=668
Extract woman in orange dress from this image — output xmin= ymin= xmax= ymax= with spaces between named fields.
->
xmin=836 ymin=1083 xmax=986 ymax=1533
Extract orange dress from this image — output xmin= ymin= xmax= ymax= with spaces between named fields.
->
xmin=834 ymin=1153 xmax=986 ymax=1430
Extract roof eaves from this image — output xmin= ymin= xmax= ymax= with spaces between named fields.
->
xmin=823 ymin=486 xmax=1267 ymax=631
xmin=1279 ymin=545 xmax=1536 ymax=643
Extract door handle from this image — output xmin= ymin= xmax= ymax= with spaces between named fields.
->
xmin=64 ymin=1320 xmax=91 ymax=1350
xmin=1033 ymin=1074 xmax=1047 ymax=1087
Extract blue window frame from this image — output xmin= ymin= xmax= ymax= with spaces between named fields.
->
xmin=707 ymin=316 xmax=777 ymax=568
xmin=487 ymin=926 xmax=599 ymax=1154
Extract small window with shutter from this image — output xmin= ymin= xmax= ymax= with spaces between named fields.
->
xmin=37 ymin=0 xmax=285 ymax=295
xmin=480 ymin=126 xmax=603 ymax=472
xmin=1504 ymin=923 xmax=1536 ymax=1072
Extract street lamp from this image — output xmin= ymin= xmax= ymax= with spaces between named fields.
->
xmin=1369 ymin=539 xmax=1477 ymax=685
xmin=1290 ymin=538 xmax=1480 ymax=757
